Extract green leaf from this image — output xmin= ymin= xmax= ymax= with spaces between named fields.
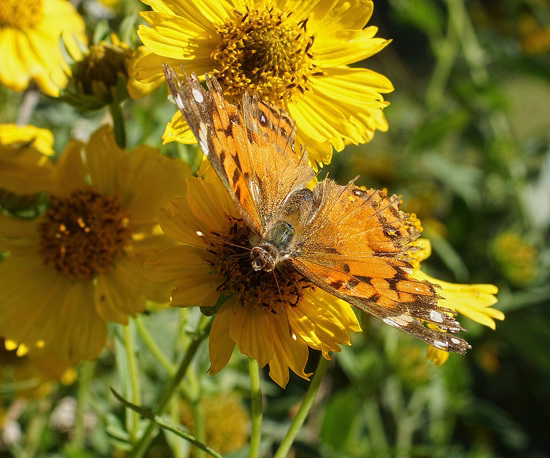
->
xmin=110 ymin=389 xmax=222 ymax=458
xmin=390 ymin=0 xmax=444 ymax=36
xmin=320 ymin=388 xmax=362 ymax=452
xmin=93 ymin=20 xmax=110 ymax=45
xmin=105 ymin=413 xmax=132 ymax=451
xmin=409 ymin=111 xmax=470 ymax=151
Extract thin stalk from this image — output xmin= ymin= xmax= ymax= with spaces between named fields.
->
xmin=135 ymin=314 xmax=194 ymax=402
xmin=130 ymin=319 xmax=212 ymax=458
xmin=109 ymin=102 xmax=126 ymax=149
xmin=70 ymin=361 xmax=95 ymax=451
xmin=425 ymin=4 xmax=460 ymax=109
xmin=17 ymin=89 xmax=39 ymax=125
xmin=124 ymin=322 xmax=141 ymax=443
xmin=135 ymin=315 xmax=176 ymax=375
xmin=248 ymin=358 xmax=263 ymax=458
xmin=274 ymin=355 xmax=330 ymax=458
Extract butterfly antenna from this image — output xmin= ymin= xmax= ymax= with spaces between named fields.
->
xmin=272 ymin=269 xmax=285 ymax=306
xmin=219 ymin=239 xmax=251 ymax=252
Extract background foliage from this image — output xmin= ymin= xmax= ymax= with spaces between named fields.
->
xmin=1 ymin=0 xmax=549 ymax=456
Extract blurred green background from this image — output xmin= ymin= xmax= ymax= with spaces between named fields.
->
xmin=1 ymin=0 xmax=549 ymax=456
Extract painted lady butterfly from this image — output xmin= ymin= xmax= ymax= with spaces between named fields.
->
xmin=163 ymin=64 xmax=470 ymax=354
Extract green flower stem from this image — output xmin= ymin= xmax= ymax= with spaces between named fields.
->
xmin=130 ymin=319 xmax=212 ymax=458
xmin=248 ymin=358 xmax=263 ymax=458
xmin=135 ymin=314 xmax=194 ymax=403
xmin=135 ymin=315 xmax=176 ymax=375
xmin=109 ymin=102 xmax=126 ymax=149
xmin=71 ymin=361 xmax=95 ymax=450
xmin=21 ymin=398 xmax=52 ymax=457
xmin=274 ymin=355 xmax=330 ymax=458
xmin=124 ymin=322 xmax=141 ymax=443
xmin=425 ymin=6 xmax=459 ymax=108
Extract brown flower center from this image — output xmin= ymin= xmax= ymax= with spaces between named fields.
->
xmin=0 ymin=0 xmax=42 ymax=29
xmin=202 ymin=216 xmax=314 ymax=311
xmin=211 ymin=7 xmax=322 ymax=104
xmin=38 ymin=188 xmax=132 ymax=280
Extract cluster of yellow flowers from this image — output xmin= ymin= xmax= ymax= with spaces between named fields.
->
xmin=0 ymin=0 xmax=502 ymax=393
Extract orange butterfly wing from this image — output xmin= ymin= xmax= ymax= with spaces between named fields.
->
xmin=163 ymin=64 xmax=315 ymax=236
xmin=292 ymin=180 xmax=470 ymax=353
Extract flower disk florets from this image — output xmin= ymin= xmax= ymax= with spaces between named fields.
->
xmin=212 ymin=7 xmax=320 ymax=104
xmin=0 ymin=0 xmax=42 ymax=29
xmin=38 ymin=188 xmax=132 ymax=280
xmin=204 ymin=216 xmax=314 ymax=311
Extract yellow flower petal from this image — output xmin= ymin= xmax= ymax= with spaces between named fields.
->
xmin=158 ymin=196 xmax=210 ymax=247
xmin=119 ymin=145 xmax=190 ymax=227
xmin=287 ymin=292 xmax=351 ymax=352
xmin=49 ymin=140 xmax=88 ymax=196
xmin=171 ymin=274 xmax=221 ymax=307
xmin=85 ymin=126 xmax=125 ymax=197
xmin=56 ymin=281 xmax=108 ymax=363
xmin=163 ymin=111 xmax=201 ymax=144
xmin=229 ymin=305 xmax=275 ymax=367
xmin=94 ymin=258 xmax=148 ymax=324
xmin=268 ymin=311 xmax=310 ymax=388
xmin=0 ymin=124 xmax=54 ymax=155
xmin=306 ymin=0 xmax=374 ymax=32
xmin=414 ymin=270 xmax=503 ymax=330
xmin=315 ymin=28 xmax=391 ymax=67
xmin=143 ymin=245 xmax=212 ymax=283
xmin=208 ymin=299 xmax=237 ymax=375
xmin=426 ymin=346 xmax=449 ymax=366
xmin=0 ymin=255 xmax=65 ymax=348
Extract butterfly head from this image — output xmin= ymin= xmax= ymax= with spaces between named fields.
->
xmin=250 ymin=245 xmax=276 ymax=272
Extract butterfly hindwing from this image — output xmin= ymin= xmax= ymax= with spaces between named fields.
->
xmin=292 ymin=179 xmax=470 ymax=353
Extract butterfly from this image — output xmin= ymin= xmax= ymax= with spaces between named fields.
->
xmin=163 ymin=63 xmax=470 ymax=354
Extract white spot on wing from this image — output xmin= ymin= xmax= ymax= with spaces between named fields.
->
xmin=192 ymin=88 xmax=204 ymax=103
xmin=383 ymin=313 xmax=414 ymax=328
xmin=383 ymin=318 xmax=399 ymax=327
xmin=433 ymin=340 xmax=448 ymax=349
xmin=429 ymin=310 xmax=444 ymax=323
xmin=198 ymin=123 xmax=209 ymax=155
xmin=451 ymin=337 xmax=461 ymax=345
xmin=175 ymin=93 xmax=185 ymax=110
xmin=196 ymin=231 xmax=204 ymax=237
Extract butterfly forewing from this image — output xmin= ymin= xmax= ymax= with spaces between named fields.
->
xmin=163 ymin=64 xmax=262 ymax=233
xmin=163 ymin=64 xmax=315 ymax=235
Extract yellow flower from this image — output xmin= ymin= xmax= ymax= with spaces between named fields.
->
xmin=0 ymin=126 xmax=190 ymax=364
xmin=130 ymin=0 xmax=393 ymax=166
xmin=492 ymin=231 xmax=538 ymax=286
xmin=143 ymin=166 xmax=361 ymax=388
xmin=0 ymin=0 xmax=87 ymax=96
xmin=0 ymin=339 xmax=75 ymax=398
xmin=410 ymin=239 xmax=504 ymax=366
xmin=180 ymin=393 xmax=249 ymax=454
xmin=0 ymin=124 xmax=54 ymax=196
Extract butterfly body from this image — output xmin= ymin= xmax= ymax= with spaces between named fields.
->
xmin=163 ymin=64 xmax=471 ymax=354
